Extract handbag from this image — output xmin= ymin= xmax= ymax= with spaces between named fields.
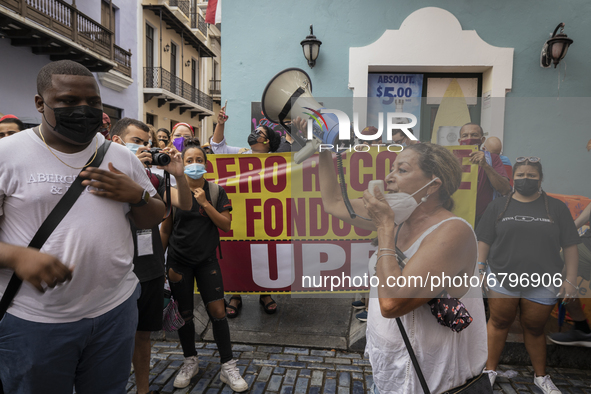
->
xmin=394 ymin=223 xmax=473 ymax=333
xmin=0 ymin=140 xmax=111 ymax=321
xmin=162 ymin=297 xmax=185 ymax=332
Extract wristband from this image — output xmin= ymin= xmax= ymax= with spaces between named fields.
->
xmin=376 ymin=253 xmax=397 ymax=264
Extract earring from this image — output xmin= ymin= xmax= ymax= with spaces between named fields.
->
xmin=421 ymin=194 xmax=429 ymax=203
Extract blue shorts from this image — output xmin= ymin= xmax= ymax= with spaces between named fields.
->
xmin=486 ymin=267 xmax=558 ymax=306
xmin=0 ymin=284 xmax=140 ymax=394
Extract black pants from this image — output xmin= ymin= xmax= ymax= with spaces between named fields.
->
xmin=167 ymin=255 xmax=233 ymax=363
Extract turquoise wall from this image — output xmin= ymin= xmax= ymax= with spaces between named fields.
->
xmin=221 ymin=0 xmax=591 ymax=196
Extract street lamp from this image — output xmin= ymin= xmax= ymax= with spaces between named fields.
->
xmin=300 ymin=25 xmax=322 ymax=69
xmin=541 ymin=23 xmax=573 ymax=68
xmin=164 ymin=44 xmax=170 ymax=52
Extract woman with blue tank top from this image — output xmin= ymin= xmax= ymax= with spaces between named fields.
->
xmin=319 ymin=143 xmax=489 ymax=394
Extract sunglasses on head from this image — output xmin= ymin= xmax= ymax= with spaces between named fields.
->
xmin=516 ymin=156 xmax=541 ymax=163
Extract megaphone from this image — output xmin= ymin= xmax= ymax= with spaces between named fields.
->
xmin=261 ymin=68 xmax=341 ymax=163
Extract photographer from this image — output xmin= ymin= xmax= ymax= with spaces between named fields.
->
xmin=110 ymin=118 xmax=192 ymax=394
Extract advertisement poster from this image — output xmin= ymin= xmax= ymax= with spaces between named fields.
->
xmin=367 ymin=73 xmax=423 ymax=140
xmin=204 ymin=146 xmax=477 ymax=294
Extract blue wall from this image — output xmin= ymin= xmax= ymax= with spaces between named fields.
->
xmin=221 ymin=0 xmax=591 ymax=196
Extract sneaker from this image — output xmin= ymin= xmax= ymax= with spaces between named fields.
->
xmin=356 ymin=310 xmax=368 ymax=322
xmin=220 ymin=359 xmax=248 ymax=392
xmin=548 ymin=329 xmax=591 ymax=347
xmin=173 ymin=356 xmax=199 ymax=388
xmin=534 ymin=374 xmax=561 ymax=394
xmin=352 ymin=300 xmax=366 ymax=309
xmin=483 ymin=369 xmax=497 ymax=386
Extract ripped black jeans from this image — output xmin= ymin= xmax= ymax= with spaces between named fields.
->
xmin=167 ymin=254 xmax=233 ymax=363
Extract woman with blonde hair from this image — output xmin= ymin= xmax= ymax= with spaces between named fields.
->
xmin=319 ymin=143 xmax=489 ymax=394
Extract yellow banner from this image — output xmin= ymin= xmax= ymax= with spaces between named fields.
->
xmin=205 ymin=146 xmax=478 ymax=241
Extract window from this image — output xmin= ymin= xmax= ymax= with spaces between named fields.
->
xmin=146 ymin=24 xmax=154 ymax=69
xmin=171 ymin=43 xmax=177 ymax=76
xmin=191 ymin=58 xmax=198 ymax=88
xmin=103 ymin=104 xmax=122 ymax=129
xmin=146 ymin=113 xmax=155 ymax=126
xmin=101 ymin=1 xmax=114 ymax=31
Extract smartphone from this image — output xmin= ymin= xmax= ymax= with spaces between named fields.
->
xmin=224 ymin=99 xmax=227 ymax=110
xmin=368 ymin=180 xmax=384 ymax=196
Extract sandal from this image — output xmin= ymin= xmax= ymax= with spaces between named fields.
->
xmin=259 ymin=295 xmax=277 ymax=315
xmin=225 ymin=295 xmax=242 ymax=318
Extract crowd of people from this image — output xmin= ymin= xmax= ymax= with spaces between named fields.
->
xmin=0 ymin=60 xmax=590 ymax=394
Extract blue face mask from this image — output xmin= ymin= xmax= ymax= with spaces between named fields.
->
xmin=184 ymin=163 xmax=207 ymax=179
xmin=124 ymin=141 xmax=142 ymax=155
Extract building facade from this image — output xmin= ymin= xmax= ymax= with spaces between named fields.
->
xmin=0 ymin=0 xmax=137 ymax=126
xmin=141 ymin=0 xmax=221 ymax=143
xmin=220 ymin=1 xmax=591 ymax=196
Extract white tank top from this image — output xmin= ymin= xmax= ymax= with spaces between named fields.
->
xmin=365 ymin=217 xmax=487 ymax=394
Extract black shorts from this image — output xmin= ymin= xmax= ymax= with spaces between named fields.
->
xmin=137 ymin=275 xmax=165 ymax=332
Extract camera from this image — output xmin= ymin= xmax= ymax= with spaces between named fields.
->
xmin=148 ymin=148 xmax=171 ymax=166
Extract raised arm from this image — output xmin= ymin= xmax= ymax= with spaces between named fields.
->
xmin=574 ymin=202 xmax=591 ymax=229
xmin=212 ymin=106 xmax=227 ymax=144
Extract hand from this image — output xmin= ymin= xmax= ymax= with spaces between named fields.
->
xmin=293 ymin=117 xmax=308 ymax=133
xmin=11 ymin=247 xmax=73 ymax=292
xmin=558 ymin=279 xmax=579 ymax=304
xmin=80 ymin=163 xmax=144 ymax=204
xmin=135 ymin=146 xmax=152 ymax=166
xmin=362 ymin=187 xmax=395 ymax=231
xmin=158 ymin=147 xmax=184 ymax=177
xmin=193 ymin=188 xmax=209 ymax=207
xmin=217 ymin=107 xmax=228 ymax=125
xmin=469 ymin=151 xmax=486 ymax=166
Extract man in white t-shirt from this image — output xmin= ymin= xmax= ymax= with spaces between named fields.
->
xmin=0 ymin=60 xmax=166 ymax=393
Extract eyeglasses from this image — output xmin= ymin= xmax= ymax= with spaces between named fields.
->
xmin=255 ymin=129 xmax=268 ymax=139
xmin=516 ymin=156 xmax=541 ymax=163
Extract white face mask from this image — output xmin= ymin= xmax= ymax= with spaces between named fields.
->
xmin=384 ymin=177 xmax=439 ymax=225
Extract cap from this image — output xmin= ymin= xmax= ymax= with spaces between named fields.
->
xmin=102 ymin=112 xmax=110 ymax=124
xmin=0 ymin=114 xmax=19 ymax=122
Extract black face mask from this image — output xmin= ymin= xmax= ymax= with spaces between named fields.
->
xmin=44 ymin=102 xmax=103 ymax=144
xmin=514 ymin=178 xmax=539 ymax=196
xmin=248 ymin=132 xmax=265 ymax=146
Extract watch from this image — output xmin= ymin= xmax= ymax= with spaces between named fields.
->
xmin=130 ymin=190 xmax=150 ymax=207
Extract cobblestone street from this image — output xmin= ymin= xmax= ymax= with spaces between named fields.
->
xmin=127 ymin=342 xmax=591 ymax=394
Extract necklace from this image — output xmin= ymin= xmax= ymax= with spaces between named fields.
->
xmin=39 ymin=123 xmax=98 ymax=170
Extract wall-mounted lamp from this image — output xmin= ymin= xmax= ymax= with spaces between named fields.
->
xmin=541 ymin=23 xmax=573 ymax=68
xmin=300 ymin=25 xmax=322 ymax=69
xmin=185 ymin=60 xmax=191 ymax=67
xmin=163 ymin=44 xmax=170 ymax=52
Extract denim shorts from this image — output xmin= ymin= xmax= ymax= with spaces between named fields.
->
xmin=486 ymin=266 xmax=557 ymax=306
xmin=0 ymin=284 xmax=140 ymax=394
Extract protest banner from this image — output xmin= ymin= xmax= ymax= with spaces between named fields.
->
xmin=203 ymin=146 xmax=478 ymax=294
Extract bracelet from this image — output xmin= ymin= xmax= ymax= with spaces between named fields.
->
xmin=565 ymin=278 xmax=579 ymax=290
xmin=477 ymin=262 xmax=487 ymax=267
xmin=376 ymin=253 xmax=397 ymax=264
xmin=379 ymin=248 xmax=396 ymax=253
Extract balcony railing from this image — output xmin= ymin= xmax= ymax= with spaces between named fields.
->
xmin=190 ymin=11 xmax=207 ymax=37
xmin=145 ymin=67 xmax=213 ymax=111
xmin=1 ymin=0 xmax=114 ymax=61
xmin=209 ymin=79 xmax=221 ymax=95
xmin=114 ymin=45 xmax=132 ymax=78
xmin=169 ymin=0 xmax=190 ymax=17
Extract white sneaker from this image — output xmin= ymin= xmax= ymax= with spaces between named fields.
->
xmin=483 ymin=369 xmax=497 ymax=386
xmin=173 ymin=356 xmax=199 ymax=388
xmin=220 ymin=359 xmax=248 ymax=392
xmin=534 ymin=374 xmax=562 ymax=394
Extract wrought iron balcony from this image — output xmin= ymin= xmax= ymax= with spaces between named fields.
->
xmin=209 ymin=79 xmax=221 ymax=95
xmin=190 ymin=10 xmax=207 ymax=37
xmin=169 ymin=0 xmax=190 ymax=17
xmin=144 ymin=67 xmax=212 ymax=111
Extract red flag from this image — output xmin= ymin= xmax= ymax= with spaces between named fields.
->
xmin=205 ymin=0 xmax=221 ymax=24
